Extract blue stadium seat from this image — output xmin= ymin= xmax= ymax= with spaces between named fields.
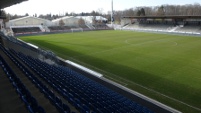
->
xmin=38 ymin=106 xmax=46 ymax=113
xmin=27 ymin=105 xmax=35 ymax=113
xmin=63 ymin=103 xmax=71 ymax=113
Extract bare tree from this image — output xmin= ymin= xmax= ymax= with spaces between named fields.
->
xmin=97 ymin=8 xmax=104 ymax=15
xmin=144 ymin=7 xmax=154 ymax=16
xmin=91 ymin=10 xmax=97 ymax=16
xmin=0 ymin=10 xmax=5 ymax=16
xmin=136 ymin=10 xmax=141 ymax=16
xmin=113 ymin=11 xmax=122 ymax=24
xmin=122 ymin=8 xmax=135 ymax=16
xmin=78 ymin=18 xmax=85 ymax=26
xmin=59 ymin=19 xmax=65 ymax=26
xmin=193 ymin=3 xmax=201 ymax=15
xmin=25 ymin=13 xmax=29 ymax=16
xmin=157 ymin=6 xmax=165 ymax=16
xmin=140 ymin=8 xmax=146 ymax=16
xmin=83 ymin=3 xmax=201 ymax=17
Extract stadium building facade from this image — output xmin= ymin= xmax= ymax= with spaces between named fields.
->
xmin=121 ymin=16 xmax=201 ymax=34
xmin=5 ymin=15 xmax=109 ymax=35
xmin=122 ymin=16 xmax=201 ymax=26
xmin=6 ymin=16 xmax=53 ymax=27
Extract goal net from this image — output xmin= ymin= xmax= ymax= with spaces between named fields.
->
xmin=71 ymin=28 xmax=83 ymax=33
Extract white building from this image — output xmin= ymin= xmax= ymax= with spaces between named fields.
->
xmin=6 ymin=16 xmax=53 ymax=28
xmin=52 ymin=16 xmax=108 ymax=26
xmin=52 ymin=16 xmax=80 ymax=26
xmin=76 ymin=16 xmax=108 ymax=24
xmin=5 ymin=15 xmax=108 ymax=29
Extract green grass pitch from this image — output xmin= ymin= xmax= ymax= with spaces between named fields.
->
xmin=20 ymin=30 xmax=201 ymax=113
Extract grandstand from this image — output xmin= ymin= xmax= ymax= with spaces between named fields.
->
xmin=0 ymin=1 xmax=183 ymax=113
xmin=5 ymin=15 xmax=111 ymax=35
xmin=121 ymin=16 xmax=201 ymax=35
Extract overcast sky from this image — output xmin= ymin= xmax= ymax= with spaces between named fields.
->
xmin=4 ymin=0 xmax=201 ymax=15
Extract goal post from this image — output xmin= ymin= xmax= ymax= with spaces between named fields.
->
xmin=71 ymin=28 xmax=83 ymax=33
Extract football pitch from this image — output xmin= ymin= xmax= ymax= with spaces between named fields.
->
xmin=20 ymin=30 xmax=201 ymax=113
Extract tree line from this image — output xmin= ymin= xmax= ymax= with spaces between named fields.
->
xmin=1 ymin=10 xmax=104 ymax=21
xmin=2 ymin=3 xmax=201 ymax=24
xmin=113 ymin=3 xmax=201 ymax=24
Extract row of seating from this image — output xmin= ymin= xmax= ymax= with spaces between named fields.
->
xmin=0 ymin=54 xmax=45 ymax=113
xmin=48 ymin=26 xmax=71 ymax=31
xmin=12 ymin=27 xmax=42 ymax=34
xmin=93 ymin=24 xmax=111 ymax=30
xmin=48 ymin=26 xmax=90 ymax=31
xmin=3 ymin=47 xmax=72 ymax=113
xmin=0 ymin=33 xmax=39 ymax=53
xmin=12 ymin=49 xmax=154 ymax=113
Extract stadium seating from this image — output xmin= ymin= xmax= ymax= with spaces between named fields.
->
xmin=123 ymin=21 xmax=201 ymax=34
xmin=48 ymin=26 xmax=71 ymax=31
xmin=48 ymin=25 xmax=92 ymax=32
xmin=175 ymin=25 xmax=201 ymax=33
xmin=79 ymin=25 xmax=90 ymax=29
xmin=0 ymin=54 xmax=46 ymax=113
xmin=0 ymin=45 xmax=73 ymax=113
xmin=93 ymin=24 xmax=111 ymax=30
xmin=12 ymin=27 xmax=42 ymax=34
xmin=125 ymin=22 xmax=174 ymax=31
xmin=9 ymin=49 xmax=154 ymax=113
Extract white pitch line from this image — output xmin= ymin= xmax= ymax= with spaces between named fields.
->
xmin=125 ymin=39 xmax=131 ymax=45
xmin=173 ymin=42 xmax=178 ymax=46
xmin=126 ymin=39 xmax=178 ymax=47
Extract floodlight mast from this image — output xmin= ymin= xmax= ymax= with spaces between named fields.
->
xmin=111 ymin=0 xmax=113 ymax=26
